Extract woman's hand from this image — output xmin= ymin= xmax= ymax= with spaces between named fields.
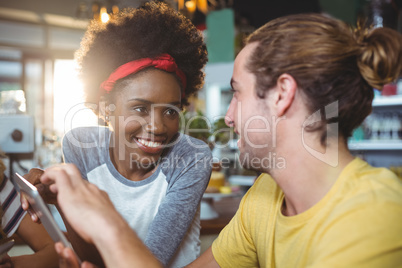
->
xmin=0 ymin=254 xmax=13 ymax=268
xmin=22 ymin=168 xmax=58 ymax=204
xmin=20 ymin=168 xmax=58 ymax=223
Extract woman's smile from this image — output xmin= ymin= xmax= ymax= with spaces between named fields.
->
xmin=134 ymin=137 xmax=166 ymax=154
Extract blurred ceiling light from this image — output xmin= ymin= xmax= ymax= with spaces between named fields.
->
xmin=100 ymin=6 xmax=110 ymax=23
xmin=112 ymin=5 xmax=119 ymax=14
xmin=76 ymin=1 xmax=90 ymax=20
xmin=197 ymin=0 xmax=208 ymax=14
xmin=77 ymin=1 xmax=119 ymax=23
xmin=185 ymin=0 xmax=196 ymax=13
xmin=178 ymin=0 xmax=185 ymax=10
xmin=177 ymin=0 xmax=209 ymax=14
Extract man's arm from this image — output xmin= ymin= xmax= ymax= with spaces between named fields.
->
xmin=56 ymin=204 xmax=105 ymax=267
xmin=186 ymin=247 xmax=220 ymax=268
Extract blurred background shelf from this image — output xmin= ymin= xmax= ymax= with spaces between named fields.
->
xmin=372 ymin=95 xmax=402 ymax=107
xmin=349 ymin=140 xmax=402 ymax=150
xmin=228 ymin=175 xmax=256 ymax=186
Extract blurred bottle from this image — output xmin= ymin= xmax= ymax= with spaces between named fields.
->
xmin=34 ymin=129 xmax=62 ymax=169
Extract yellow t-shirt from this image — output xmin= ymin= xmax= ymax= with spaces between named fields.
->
xmin=212 ymin=158 xmax=402 ymax=267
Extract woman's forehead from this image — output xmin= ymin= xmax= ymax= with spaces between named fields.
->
xmin=113 ymin=69 xmax=182 ymax=103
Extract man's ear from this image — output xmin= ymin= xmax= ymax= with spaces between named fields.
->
xmin=274 ymin=73 xmax=297 ymax=117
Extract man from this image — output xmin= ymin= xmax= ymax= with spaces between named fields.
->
xmin=41 ymin=13 xmax=402 ymax=268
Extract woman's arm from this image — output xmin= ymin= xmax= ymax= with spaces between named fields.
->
xmin=10 ymin=214 xmax=58 ymax=268
xmin=145 ymin=140 xmax=212 ymax=266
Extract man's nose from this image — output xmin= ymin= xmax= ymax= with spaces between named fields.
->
xmin=225 ymin=98 xmax=236 ymax=127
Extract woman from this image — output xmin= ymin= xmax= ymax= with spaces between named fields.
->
xmin=0 ymin=160 xmax=58 ymax=268
xmin=24 ymin=2 xmax=211 ymax=267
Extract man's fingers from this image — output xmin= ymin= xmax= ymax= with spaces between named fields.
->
xmin=56 ymin=242 xmax=81 ymax=268
xmin=41 ymin=164 xmax=84 ymax=190
xmin=41 ymin=167 xmax=74 ymax=191
xmin=49 ymin=184 xmax=58 ymax=194
xmin=63 ymin=248 xmax=81 ymax=268
xmin=82 ymin=261 xmax=100 ymax=268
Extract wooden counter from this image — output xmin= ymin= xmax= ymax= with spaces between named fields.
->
xmin=200 ymin=195 xmax=242 ymax=235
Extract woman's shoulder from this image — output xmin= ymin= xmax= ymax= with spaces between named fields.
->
xmin=62 ymin=126 xmax=109 ymax=148
xmin=166 ymin=133 xmax=212 ymax=158
xmin=159 ymin=134 xmax=213 ymax=179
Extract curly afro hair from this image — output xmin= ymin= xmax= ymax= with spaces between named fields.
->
xmin=75 ymin=1 xmax=208 ymax=112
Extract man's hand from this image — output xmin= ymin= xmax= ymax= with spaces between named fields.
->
xmin=40 ymin=164 xmax=122 ymax=244
xmin=55 ymin=242 xmax=98 ymax=268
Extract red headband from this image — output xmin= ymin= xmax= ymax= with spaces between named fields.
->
xmin=100 ymin=54 xmax=187 ymax=97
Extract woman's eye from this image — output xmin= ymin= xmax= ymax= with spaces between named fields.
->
xmin=134 ymin=107 xmax=147 ymax=113
xmin=165 ymin=109 xmax=178 ymax=116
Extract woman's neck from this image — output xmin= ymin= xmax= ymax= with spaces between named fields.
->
xmin=109 ymin=146 xmax=157 ymax=181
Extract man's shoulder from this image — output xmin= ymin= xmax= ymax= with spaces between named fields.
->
xmin=340 ymin=158 xmax=402 ymax=204
xmin=322 ymin=159 xmax=402 ymax=227
xmin=252 ymin=173 xmax=280 ymax=193
xmin=241 ymin=173 xmax=282 ymax=208
xmin=314 ymin=163 xmax=402 ymax=261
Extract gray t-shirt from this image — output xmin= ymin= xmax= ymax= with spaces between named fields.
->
xmin=62 ymin=126 xmax=212 ymax=267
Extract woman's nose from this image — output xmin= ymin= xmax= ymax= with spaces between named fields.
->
xmin=145 ymin=113 xmax=166 ymax=134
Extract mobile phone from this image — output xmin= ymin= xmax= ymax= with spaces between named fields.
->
xmin=12 ymin=173 xmax=81 ymax=263
xmin=0 ymin=239 xmax=14 ymax=258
